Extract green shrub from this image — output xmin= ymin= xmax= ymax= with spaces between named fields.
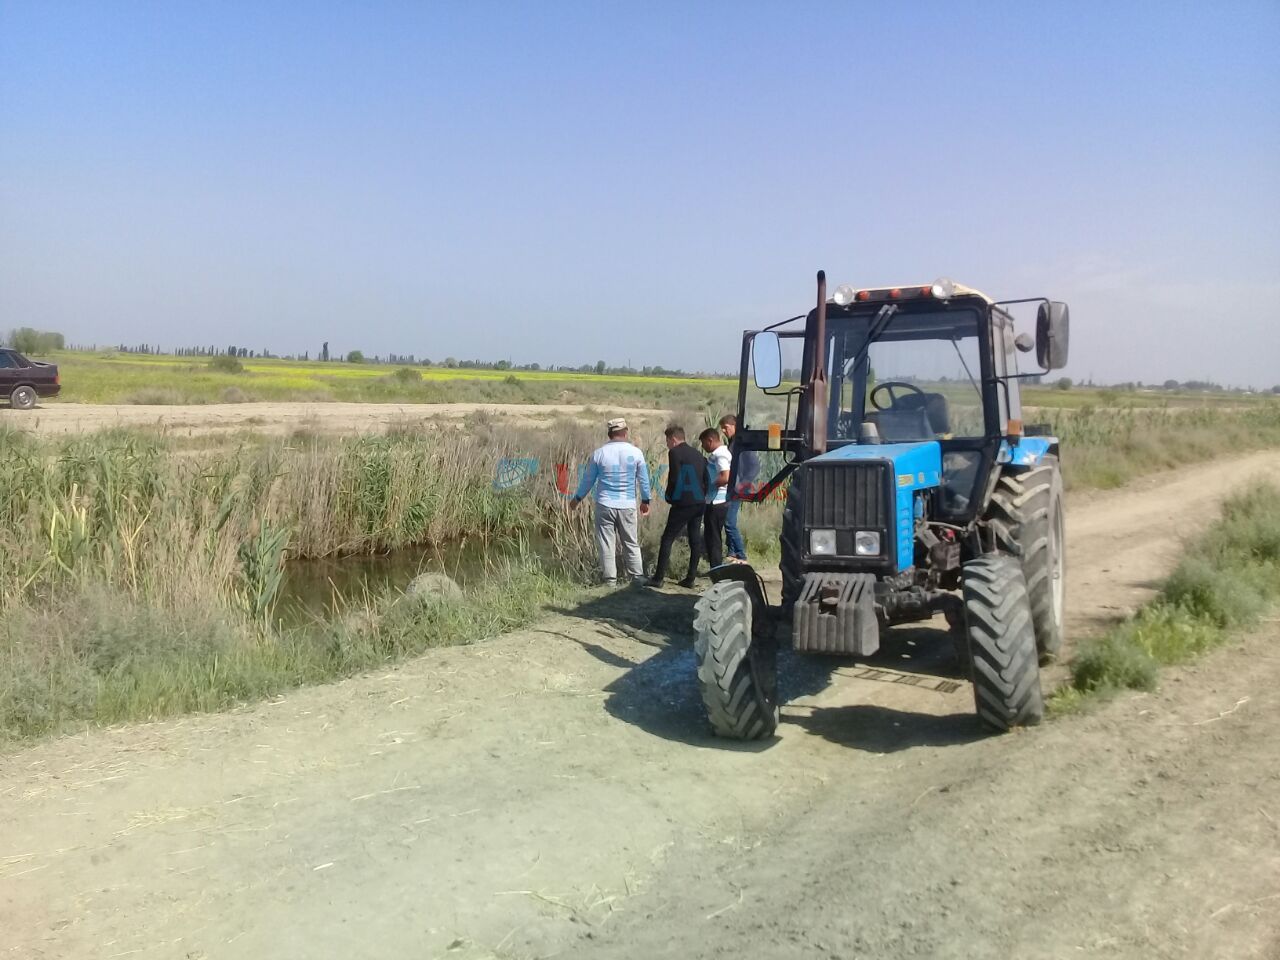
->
xmin=209 ymin=355 xmax=244 ymax=374
xmin=1071 ymin=629 xmax=1159 ymax=693
xmin=1063 ymin=482 xmax=1280 ymax=704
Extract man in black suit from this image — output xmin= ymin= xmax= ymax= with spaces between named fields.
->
xmin=647 ymin=425 xmax=708 ymax=588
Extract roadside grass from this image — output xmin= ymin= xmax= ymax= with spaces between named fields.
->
xmin=1046 ymin=404 xmax=1280 ymax=490
xmin=0 ymin=558 xmax=580 ymax=741
xmin=0 ymin=421 xmax=774 ymax=742
xmin=1053 ymin=482 xmax=1280 ymax=713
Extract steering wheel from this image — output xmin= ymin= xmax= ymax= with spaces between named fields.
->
xmin=869 ymin=380 xmax=927 ymax=411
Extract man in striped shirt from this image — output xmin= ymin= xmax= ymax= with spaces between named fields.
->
xmin=570 ymin=417 xmax=652 ymax=586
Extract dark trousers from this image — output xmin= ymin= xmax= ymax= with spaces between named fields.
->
xmin=703 ymin=501 xmax=729 ymax=568
xmin=653 ymin=503 xmax=704 ymax=582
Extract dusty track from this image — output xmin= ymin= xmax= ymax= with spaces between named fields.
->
xmin=3 ymin=452 xmax=1279 ymax=960
xmin=4 ymin=401 xmax=670 ymax=436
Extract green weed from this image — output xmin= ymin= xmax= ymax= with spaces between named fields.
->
xmin=1056 ymin=482 xmax=1280 ymax=706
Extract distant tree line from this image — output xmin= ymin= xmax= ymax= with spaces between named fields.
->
xmin=1050 ymin=377 xmax=1277 ymax=395
xmin=9 ymin=328 xmax=1279 ymax=393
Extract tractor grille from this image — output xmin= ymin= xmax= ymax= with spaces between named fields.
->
xmin=804 ymin=461 xmax=889 ymax=529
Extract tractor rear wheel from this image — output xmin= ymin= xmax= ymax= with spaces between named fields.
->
xmin=962 ymin=554 xmax=1043 ymax=732
xmin=988 ymin=457 xmax=1066 ymax=661
xmin=694 ymin=580 xmax=779 ymax=740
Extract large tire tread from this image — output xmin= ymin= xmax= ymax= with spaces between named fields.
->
xmin=694 ymin=581 xmax=779 ymax=740
xmin=779 ymin=473 xmax=804 ymax=609
xmin=987 ymin=457 xmax=1065 ymax=661
xmin=963 ymin=555 xmax=1044 ymax=732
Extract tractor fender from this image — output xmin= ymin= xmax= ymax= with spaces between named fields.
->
xmin=998 ymin=436 xmax=1059 ymax=469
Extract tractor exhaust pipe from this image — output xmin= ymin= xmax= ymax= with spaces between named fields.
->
xmin=806 ymin=270 xmax=829 ymax=455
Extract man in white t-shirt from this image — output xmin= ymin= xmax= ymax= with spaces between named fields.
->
xmin=698 ymin=427 xmax=732 ymax=569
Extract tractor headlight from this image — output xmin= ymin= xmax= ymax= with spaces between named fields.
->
xmin=809 ymin=529 xmax=837 ymax=556
xmin=854 ymin=530 xmax=881 ymax=556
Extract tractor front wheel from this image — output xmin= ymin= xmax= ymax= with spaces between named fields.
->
xmin=962 ymin=554 xmax=1044 ymax=732
xmin=779 ymin=472 xmax=805 ymax=610
xmin=694 ymin=580 xmax=779 ymax=740
xmin=988 ymin=457 xmax=1066 ymax=661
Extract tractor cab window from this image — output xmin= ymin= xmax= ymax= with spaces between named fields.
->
xmin=828 ymin=309 xmax=985 ymax=442
xmin=742 ymin=331 xmax=805 ymax=433
xmin=992 ymin=311 xmax=1022 ymax=426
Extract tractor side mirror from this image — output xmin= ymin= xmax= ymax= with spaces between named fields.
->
xmin=1036 ymin=302 xmax=1070 ymax=370
xmin=752 ymin=331 xmax=782 ymax=390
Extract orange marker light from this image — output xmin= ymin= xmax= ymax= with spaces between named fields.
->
xmin=767 ymin=422 xmax=782 ymax=450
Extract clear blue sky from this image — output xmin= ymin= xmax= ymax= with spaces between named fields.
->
xmin=3 ymin=1 xmax=1278 ymax=385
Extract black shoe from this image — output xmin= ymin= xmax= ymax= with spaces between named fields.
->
xmin=645 ymin=577 xmax=665 ymax=588
xmin=677 ymin=577 xmax=697 ymax=589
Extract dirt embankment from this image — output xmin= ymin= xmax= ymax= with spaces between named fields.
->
xmin=4 ymin=401 xmax=671 ymax=437
xmin=2 ymin=452 xmax=1279 ymax=960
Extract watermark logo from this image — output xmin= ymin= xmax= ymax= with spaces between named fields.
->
xmin=493 ymin=457 xmax=540 ymax=491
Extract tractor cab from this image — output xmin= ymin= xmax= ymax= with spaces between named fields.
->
xmin=738 ymin=278 xmax=1069 ymax=523
xmin=689 ymin=272 xmax=1071 ymax=742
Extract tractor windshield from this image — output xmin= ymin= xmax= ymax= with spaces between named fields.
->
xmin=828 ymin=308 xmax=985 ymax=442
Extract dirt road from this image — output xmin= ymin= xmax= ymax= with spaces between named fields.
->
xmin=5 ymin=401 xmax=670 ymax=437
xmin=3 ymin=453 xmax=1279 ymax=960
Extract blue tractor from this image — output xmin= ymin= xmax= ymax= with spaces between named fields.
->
xmin=694 ymin=273 xmax=1070 ymax=738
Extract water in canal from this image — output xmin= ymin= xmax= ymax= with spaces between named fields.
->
xmin=277 ymin=536 xmax=539 ymax=625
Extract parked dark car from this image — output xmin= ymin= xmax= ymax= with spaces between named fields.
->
xmin=0 ymin=348 xmax=61 ymax=409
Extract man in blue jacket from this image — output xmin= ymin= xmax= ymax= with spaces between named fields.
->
xmin=570 ymin=417 xmax=652 ymax=586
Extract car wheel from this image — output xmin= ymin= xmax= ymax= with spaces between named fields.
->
xmin=10 ymin=386 xmax=37 ymax=410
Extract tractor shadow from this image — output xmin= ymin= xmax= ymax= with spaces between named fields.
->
xmin=553 ymin=585 xmax=770 ymax=749
xmin=787 ymin=703 xmax=985 ymax=752
xmin=782 ymin=623 xmax=987 ymax=752
xmin=556 ymin=588 xmax=980 ymax=752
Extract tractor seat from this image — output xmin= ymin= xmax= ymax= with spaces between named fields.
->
xmin=870 ymin=408 xmax=935 ymax=442
xmin=895 ymin=392 xmax=952 ymax=434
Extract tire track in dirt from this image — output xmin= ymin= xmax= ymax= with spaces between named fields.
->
xmin=2 ymin=451 xmax=1278 ymax=960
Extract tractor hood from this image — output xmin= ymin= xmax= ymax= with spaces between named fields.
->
xmin=805 ymin=441 xmax=943 ymax=572
xmin=810 ymin=440 xmax=942 ymax=485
